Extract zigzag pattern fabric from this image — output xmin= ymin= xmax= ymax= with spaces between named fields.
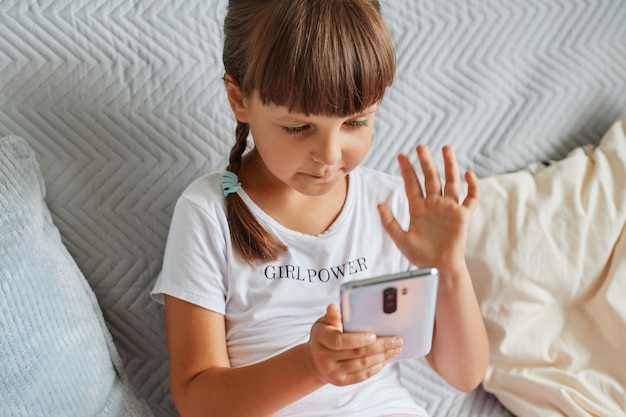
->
xmin=1 ymin=0 xmax=625 ymax=416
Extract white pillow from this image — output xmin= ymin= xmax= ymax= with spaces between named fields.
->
xmin=467 ymin=117 xmax=626 ymax=416
xmin=0 ymin=136 xmax=154 ymax=417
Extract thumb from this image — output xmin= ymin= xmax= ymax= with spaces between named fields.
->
xmin=378 ymin=203 xmax=404 ymax=245
xmin=325 ymin=304 xmax=343 ymax=332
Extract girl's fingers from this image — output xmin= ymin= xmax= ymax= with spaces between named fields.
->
xmin=309 ymin=312 xmax=403 ymax=386
xmin=462 ymin=170 xmax=480 ymax=212
xmin=337 ymin=337 xmax=402 ymax=385
xmin=377 ymin=203 xmax=405 ymax=248
xmin=336 ymin=335 xmax=402 ymax=361
xmin=323 ymin=304 xmax=343 ymax=331
xmin=337 ymin=361 xmax=387 ymax=386
xmin=397 ymin=153 xmax=423 ymax=200
xmin=316 ymin=328 xmax=377 ymax=353
xmin=442 ymin=145 xmax=461 ymax=202
xmin=330 ymin=340 xmax=402 ymax=386
xmin=416 ymin=145 xmax=442 ymax=197
xmin=411 ymin=144 xmax=469 ymax=205
xmin=316 ymin=327 xmax=400 ymax=359
xmin=312 ymin=308 xmax=375 ymax=352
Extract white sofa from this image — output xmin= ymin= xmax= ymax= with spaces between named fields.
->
xmin=2 ymin=1 xmax=625 ymax=416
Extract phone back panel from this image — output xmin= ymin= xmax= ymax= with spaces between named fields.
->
xmin=340 ymin=268 xmax=438 ymax=360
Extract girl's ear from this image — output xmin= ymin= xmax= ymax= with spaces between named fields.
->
xmin=224 ymin=74 xmax=249 ymax=123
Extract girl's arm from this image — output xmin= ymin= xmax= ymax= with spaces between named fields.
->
xmin=378 ymin=144 xmax=489 ymax=392
xmin=164 ymin=295 xmax=401 ymax=417
xmin=423 ymin=264 xmax=489 ymax=392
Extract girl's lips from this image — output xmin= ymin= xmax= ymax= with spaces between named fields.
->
xmin=302 ymin=166 xmax=345 ymax=182
xmin=307 ymin=170 xmax=338 ymax=182
xmin=306 ymin=166 xmax=348 ymax=181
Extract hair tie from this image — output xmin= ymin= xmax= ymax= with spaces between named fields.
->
xmin=222 ymin=171 xmax=242 ymax=197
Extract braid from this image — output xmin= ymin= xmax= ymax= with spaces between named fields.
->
xmin=225 ymin=121 xmax=287 ymax=264
xmin=227 ymin=122 xmax=249 ymax=173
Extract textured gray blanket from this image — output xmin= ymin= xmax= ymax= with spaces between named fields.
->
xmin=1 ymin=0 xmax=624 ymax=415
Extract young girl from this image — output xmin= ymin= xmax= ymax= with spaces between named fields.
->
xmin=151 ymin=1 xmax=489 ymax=416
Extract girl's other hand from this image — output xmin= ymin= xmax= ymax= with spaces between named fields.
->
xmin=306 ymin=304 xmax=402 ymax=386
xmin=378 ymin=145 xmax=479 ymax=276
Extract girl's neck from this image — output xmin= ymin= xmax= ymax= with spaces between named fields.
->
xmin=238 ymin=151 xmax=349 ymax=235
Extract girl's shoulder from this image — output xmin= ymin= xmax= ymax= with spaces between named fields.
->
xmin=177 ymin=171 xmax=226 ymax=212
xmin=352 ymin=166 xmax=405 ymax=199
xmin=356 ymin=165 xmax=402 ymax=182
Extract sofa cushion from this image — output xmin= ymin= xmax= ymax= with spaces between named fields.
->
xmin=0 ymin=136 xmax=153 ymax=417
xmin=467 ymin=117 xmax=626 ymax=417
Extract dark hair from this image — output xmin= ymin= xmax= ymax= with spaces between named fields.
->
xmin=222 ymin=0 xmax=396 ymax=264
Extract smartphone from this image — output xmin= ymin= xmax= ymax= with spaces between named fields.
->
xmin=340 ymin=267 xmax=439 ymax=361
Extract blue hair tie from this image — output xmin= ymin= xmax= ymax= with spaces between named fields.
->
xmin=222 ymin=171 xmax=242 ymax=197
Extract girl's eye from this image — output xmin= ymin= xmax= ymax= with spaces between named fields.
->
xmin=282 ymin=119 xmax=369 ymax=135
xmin=345 ymin=119 xmax=369 ymax=129
xmin=283 ymin=125 xmax=310 ymax=135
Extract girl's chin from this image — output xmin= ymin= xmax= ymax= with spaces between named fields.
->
xmin=291 ymin=173 xmax=347 ymax=196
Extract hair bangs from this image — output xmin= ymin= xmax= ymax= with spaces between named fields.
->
xmin=246 ymin=0 xmax=395 ymax=117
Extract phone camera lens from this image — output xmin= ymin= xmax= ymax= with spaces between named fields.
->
xmin=383 ymin=287 xmax=397 ymax=314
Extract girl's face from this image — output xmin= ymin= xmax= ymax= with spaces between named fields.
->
xmin=236 ymin=91 xmax=376 ymax=197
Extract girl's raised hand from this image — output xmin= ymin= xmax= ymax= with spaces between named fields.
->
xmin=378 ymin=145 xmax=479 ymax=275
xmin=306 ymin=304 xmax=402 ymax=387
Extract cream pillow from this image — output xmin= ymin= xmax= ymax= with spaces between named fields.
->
xmin=467 ymin=117 xmax=626 ymax=416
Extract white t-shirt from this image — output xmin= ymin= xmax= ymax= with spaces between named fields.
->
xmin=152 ymin=166 xmax=428 ymax=417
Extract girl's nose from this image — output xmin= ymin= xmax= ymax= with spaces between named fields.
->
xmin=312 ymin=131 xmax=342 ymax=166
